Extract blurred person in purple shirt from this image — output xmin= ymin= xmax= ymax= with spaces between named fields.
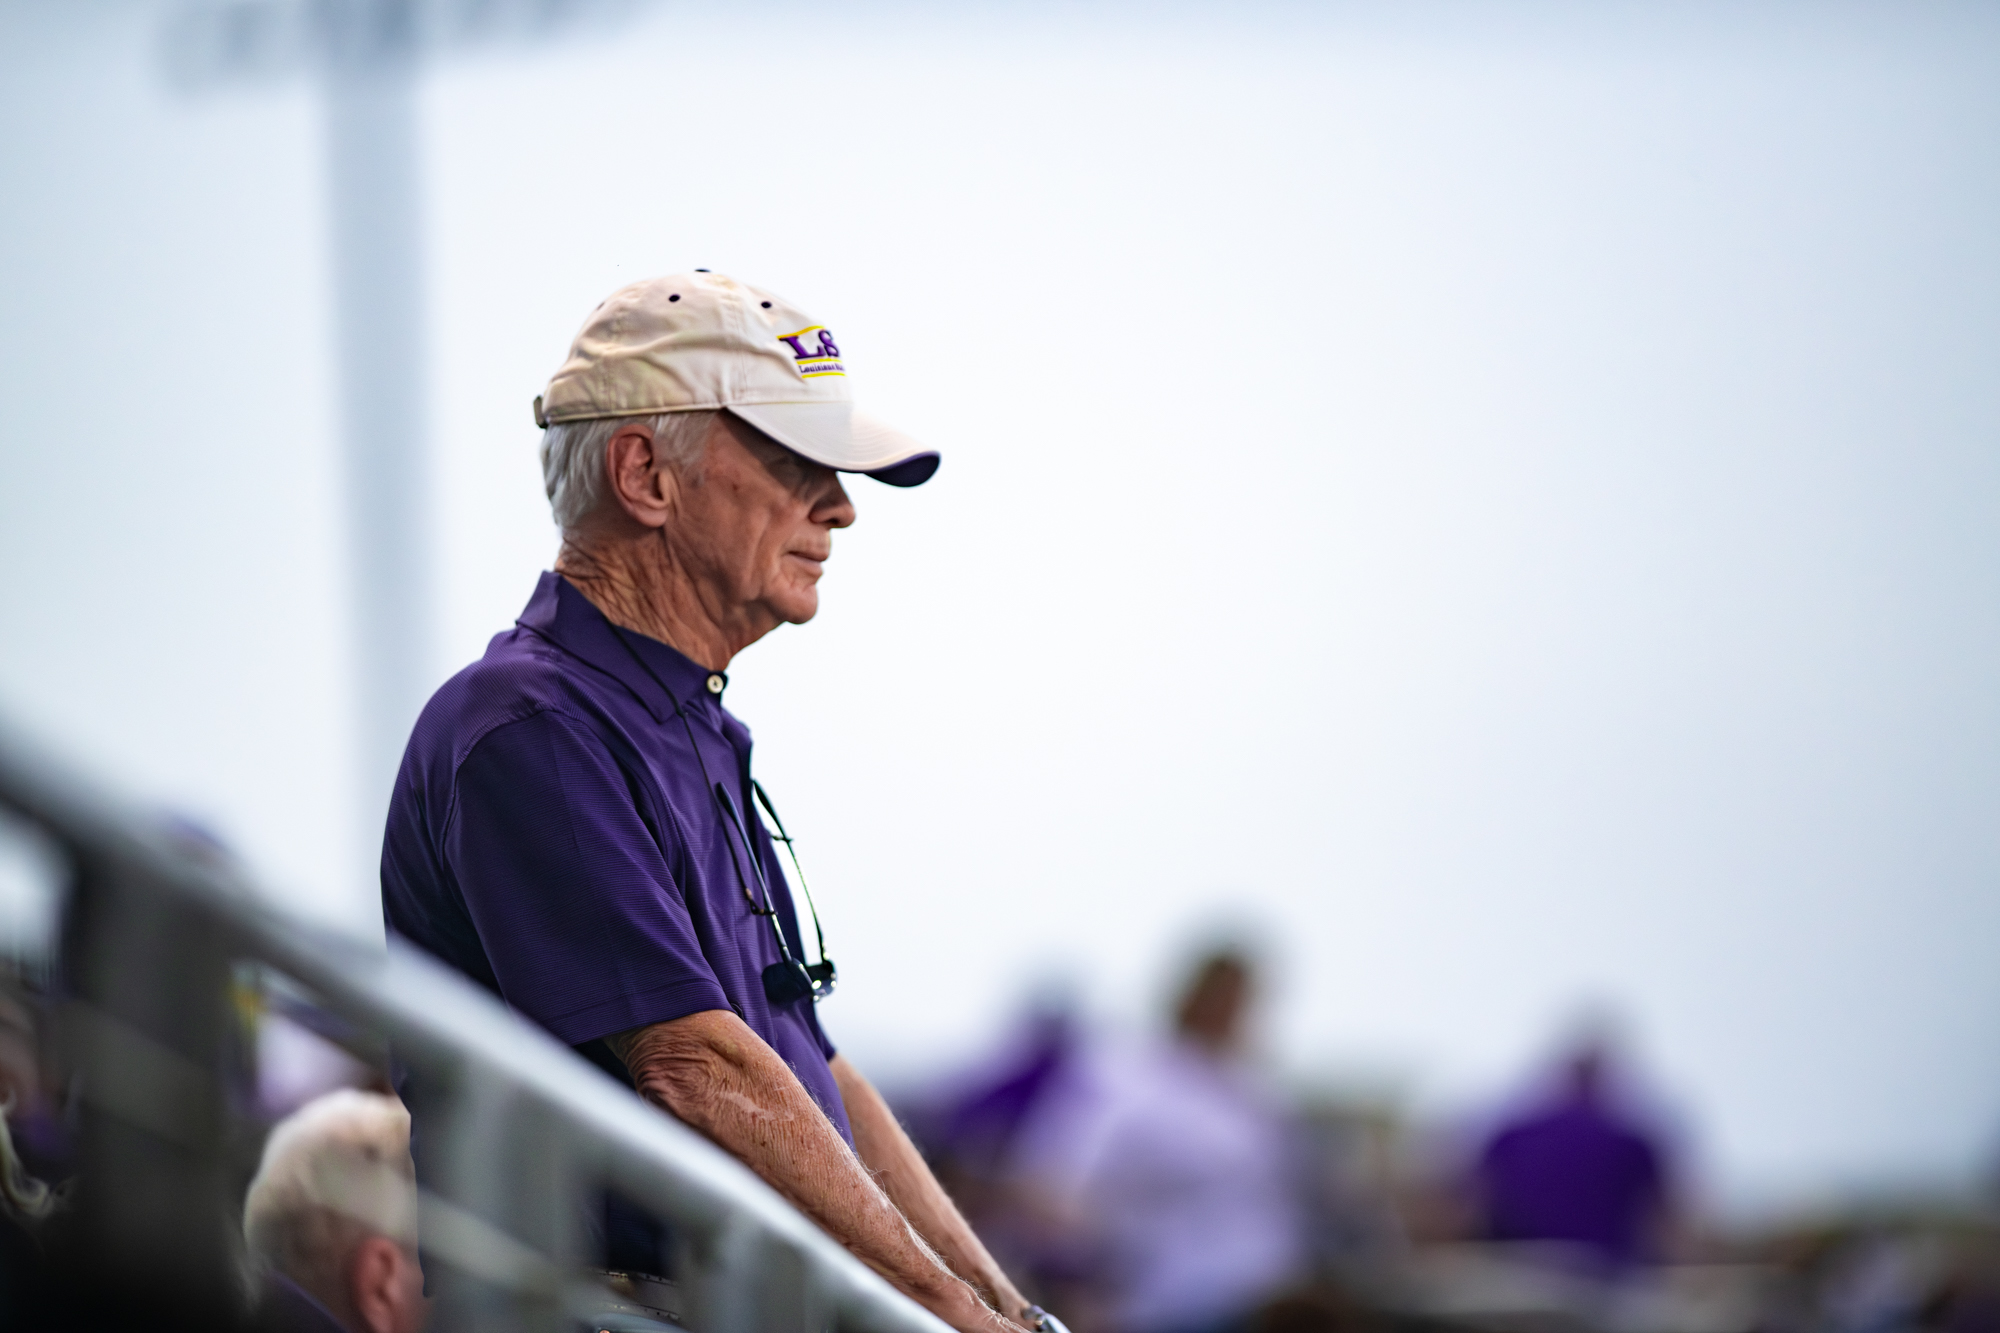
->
xmin=1008 ymin=951 xmax=1307 ymax=1333
xmin=1471 ymin=1039 xmax=1672 ymax=1272
xmin=380 ymin=273 xmax=1037 ymax=1333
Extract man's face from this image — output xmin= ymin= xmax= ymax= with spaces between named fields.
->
xmin=668 ymin=414 xmax=856 ymax=632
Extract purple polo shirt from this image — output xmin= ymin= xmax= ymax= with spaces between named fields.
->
xmin=380 ymin=571 xmax=851 ymax=1146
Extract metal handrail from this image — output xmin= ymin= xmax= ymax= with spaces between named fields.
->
xmin=0 ymin=713 xmax=954 ymax=1333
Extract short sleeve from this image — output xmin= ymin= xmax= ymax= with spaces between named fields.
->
xmin=445 ymin=710 xmax=731 ymax=1044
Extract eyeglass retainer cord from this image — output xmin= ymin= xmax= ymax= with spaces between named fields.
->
xmin=749 ymin=778 xmax=831 ymax=976
xmin=604 ymin=622 xmax=814 ymax=975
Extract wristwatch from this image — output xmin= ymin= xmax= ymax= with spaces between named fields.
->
xmin=1022 ymin=1306 xmax=1073 ymax=1333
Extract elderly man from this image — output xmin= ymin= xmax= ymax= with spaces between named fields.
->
xmin=243 ymin=1090 xmax=428 ymax=1333
xmin=381 ymin=272 xmax=1033 ymax=1333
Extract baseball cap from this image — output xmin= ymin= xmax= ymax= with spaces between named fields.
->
xmin=534 ymin=271 xmax=939 ymax=487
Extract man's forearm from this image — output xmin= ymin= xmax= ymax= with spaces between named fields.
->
xmin=830 ymin=1055 xmax=1029 ymax=1320
xmin=609 ymin=1011 xmax=1016 ymax=1333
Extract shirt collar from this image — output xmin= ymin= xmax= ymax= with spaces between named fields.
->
xmin=516 ymin=571 xmax=729 ymax=724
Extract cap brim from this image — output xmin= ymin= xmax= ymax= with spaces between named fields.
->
xmin=726 ymin=403 xmax=939 ymax=488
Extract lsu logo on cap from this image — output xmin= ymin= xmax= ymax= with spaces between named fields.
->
xmin=778 ymin=326 xmax=845 ymax=378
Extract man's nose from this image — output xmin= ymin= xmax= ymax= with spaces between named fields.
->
xmin=817 ymin=475 xmax=856 ymax=529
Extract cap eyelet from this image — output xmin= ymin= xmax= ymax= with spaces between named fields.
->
xmin=760 ymin=301 xmax=772 ymax=308
xmin=668 ymin=294 xmax=680 ymax=302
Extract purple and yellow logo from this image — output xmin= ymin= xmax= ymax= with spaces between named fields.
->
xmin=778 ymin=326 xmax=845 ymax=378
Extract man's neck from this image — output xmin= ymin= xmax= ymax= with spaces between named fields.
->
xmin=554 ymin=536 xmax=745 ymax=671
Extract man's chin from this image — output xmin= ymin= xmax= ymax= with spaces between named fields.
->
xmin=777 ymin=592 xmax=821 ymax=625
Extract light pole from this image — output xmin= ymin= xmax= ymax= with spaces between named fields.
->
xmin=322 ymin=10 xmax=430 ymax=836
xmin=164 ymin=0 xmax=642 ymax=865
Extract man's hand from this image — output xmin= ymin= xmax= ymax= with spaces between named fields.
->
xmin=609 ymin=1011 xmax=1027 ymax=1333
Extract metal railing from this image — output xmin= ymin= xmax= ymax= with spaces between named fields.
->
xmin=0 ymin=715 xmax=953 ymax=1333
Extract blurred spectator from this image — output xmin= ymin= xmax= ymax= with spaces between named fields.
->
xmin=1469 ymin=1037 xmax=1672 ymax=1273
xmin=0 ymin=980 xmax=56 ymax=1325
xmin=0 ymin=985 xmax=53 ymax=1222
xmin=1011 ymin=949 xmax=1306 ymax=1333
xmin=931 ymin=1003 xmax=1079 ymax=1180
xmin=903 ymin=1000 xmax=1088 ymax=1306
xmin=243 ymin=1090 xmax=428 ymax=1333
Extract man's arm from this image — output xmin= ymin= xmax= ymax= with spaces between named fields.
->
xmin=608 ymin=1011 xmax=1021 ymax=1333
xmin=830 ymin=1056 xmax=1030 ymax=1321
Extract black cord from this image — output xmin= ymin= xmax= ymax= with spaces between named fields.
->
xmin=751 ymin=779 xmax=831 ymax=969
xmin=600 ymin=622 xmax=837 ymax=1003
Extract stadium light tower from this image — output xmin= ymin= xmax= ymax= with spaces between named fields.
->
xmin=165 ymin=0 xmax=642 ymax=861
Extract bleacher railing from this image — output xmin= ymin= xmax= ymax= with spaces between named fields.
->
xmin=0 ymin=718 xmax=952 ymax=1333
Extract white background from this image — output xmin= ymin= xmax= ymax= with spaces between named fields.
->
xmin=2 ymin=0 xmax=1997 ymax=1218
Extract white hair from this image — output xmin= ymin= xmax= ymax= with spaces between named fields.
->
xmin=243 ymin=1090 xmax=416 ymax=1299
xmin=540 ymin=409 xmax=720 ymax=535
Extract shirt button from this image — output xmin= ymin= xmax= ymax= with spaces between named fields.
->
xmin=706 ymin=674 xmax=725 ymax=695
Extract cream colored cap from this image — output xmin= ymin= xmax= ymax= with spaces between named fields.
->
xmin=536 ymin=271 xmax=938 ymax=487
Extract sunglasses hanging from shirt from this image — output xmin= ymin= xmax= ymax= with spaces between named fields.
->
xmin=712 ymin=779 xmax=837 ymax=1005
xmin=609 ymin=626 xmax=838 ymax=1007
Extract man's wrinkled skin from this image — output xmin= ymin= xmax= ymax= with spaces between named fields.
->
xmin=556 ymin=412 xmax=853 ymax=670
xmin=556 ymin=414 xmax=1031 ymax=1333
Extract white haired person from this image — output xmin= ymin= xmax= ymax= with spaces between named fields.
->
xmin=382 ymin=272 xmax=1044 ymax=1333
xmin=243 ymin=1090 xmax=429 ymax=1333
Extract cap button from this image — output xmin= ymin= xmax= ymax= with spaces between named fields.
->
xmin=706 ymin=674 xmax=724 ymax=695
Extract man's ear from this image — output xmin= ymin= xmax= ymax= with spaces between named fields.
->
xmin=347 ymin=1234 xmax=410 ymax=1333
xmin=604 ymin=422 xmax=676 ymax=530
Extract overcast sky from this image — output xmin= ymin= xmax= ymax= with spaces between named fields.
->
xmin=3 ymin=0 xmax=1997 ymax=1218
